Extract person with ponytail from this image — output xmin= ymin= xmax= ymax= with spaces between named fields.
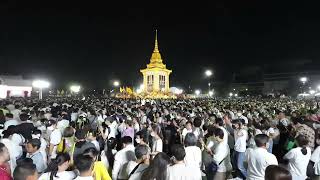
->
xmin=83 ymin=147 xmax=112 ymax=180
xmin=284 ymin=135 xmax=311 ymax=180
xmin=38 ymin=152 xmax=75 ymax=180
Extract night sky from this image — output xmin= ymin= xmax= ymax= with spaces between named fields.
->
xmin=1 ymin=1 xmax=319 ymax=90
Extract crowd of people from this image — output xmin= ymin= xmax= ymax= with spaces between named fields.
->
xmin=0 ymin=96 xmax=320 ymax=180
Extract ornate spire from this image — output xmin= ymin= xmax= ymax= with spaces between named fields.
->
xmin=154 ymin=29 xmax=159 ymax=52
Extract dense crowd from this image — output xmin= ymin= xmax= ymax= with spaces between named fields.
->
xmin=1 ymin=97 xmax=320 ymax=180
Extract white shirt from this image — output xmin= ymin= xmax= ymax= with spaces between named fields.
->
xmin=284 ymin=147 xmax=311 ymax=179
xmin=50 ymin=129 xmax=62 ymax=158
xmin=167 ymin=163 xmax=202 ymax=180
xmin=38 ymin=171 xmax=76 ymax=180
xmin=152 ymin=138 xmax=163 ymax=153
xmin=74 ymin=176 xmax=94 ymax=180
xmin=4 ymin=119 xmax=19 ymax=130
xmin=234 ymin=129 xmax=248 ymax=152
xmin=112 ymin=144 xmax=136 ymax=180
xmin=57 ymin=119 xmax=69 ymax=132
xmin=219 ymin=126 xmax=229 ymax=145
xmin=11 ymin=109 xmax=21 ymax=120
xmin=245 ymin=147 xmax=278 ymax=180
xmin=213 ymin=142 xmax=232 ymax=172
xmin=311 ymin=146 xmax=320 ymax=175
xmin=71 ymin=112 xmax=78 ymax=122
xmin=184 ymin=146 xmax=202 ymax=169
xmin=181 ymin=128 xmax=193 ymax=138
xmin=125 ymin=161 xmax=148 ymax=180
xmin=108 ymin=121 xmax=118 ymax=138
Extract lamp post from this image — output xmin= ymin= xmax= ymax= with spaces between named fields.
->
xmin=300 ymin=77 xmax=308 ymax=93
xmin=205 ymin=70 xmax=213 ymax=93
xmin=32 ymin=80 xmax=50 ymax=100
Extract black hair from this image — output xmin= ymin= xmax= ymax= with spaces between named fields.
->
xmin=13 ymin=163 xmax=37 ymax=180
xmin=254 ymin=134 xmax=269 ymax=147
xmin=151 ymin=124 xmax=163 ymax=139
xmin=291 ymin=117 xmax=303 ymax=125
xmin=214 ymin=128 xmax=224 ymax=140
xmin=19 ymin=113 xmax=29 ymax=121
xmin=184 ymin=133 xmax=197 ymax=147
xmin=32 ymin=129 xmax=42 ymax=135
xmin=265 ymin=165 xmax=292 ymax=180
xmin=171 ymin=144 xmax=186 ymax=161
xmin=0 ymin=143 xmax=6 ymax=154
xmin=16 ymin=158 xmax=33 ymax=166
xmin=122 ymin=136 xmax=133 ymax=145
xmin=74 ymin=154 xmax=94 ymax=173
xmin=45 ymin=153 xmax=71 ymax=180
xmin=84 ymin=147 xmax=100 ymax=161
xmin=5 ymin=113 xmax=13 ymax=118
xmin=75 ymin=129 xmax=86 ymax=140
xmin=215 ymin=118 xmax=224 ymax=127
xmin=193 ymin=117 xmax=202 ymax=128
xmin=296 ymin=135 xmax=309 ymax=155
xmin=105 ymin=137 xmax=116 ymax=168
xmin=27 ymin=138 xmax=41 ymax=149
xmin=63 ymin=127 xmax=74 ymax=137
xmin=141 ymin=152 xmax=170 ymax=180
xmin=136 ymin=130 xmax=149 ymax=144
xmin=135 ymin=144 xmax=149 ymax=159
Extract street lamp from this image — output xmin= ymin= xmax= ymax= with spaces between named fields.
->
xmin=208 ymin=91 xmax=214 ymax=97
xmin=300 ymin=77 xmax=307 ymax=84
xmin=70 ymin=85 xmax=81 ymax=94
xmin=32 ymin=80 xmax=50 ymax=99
xmin=113 ymin=81 xmax=120 ymax=87
xmin=229 ymin=92 xmax=233 ymax=97
xmin=195 ymin=89 xmax=201 ymax=96
xmin=317 ymin=85 xmax=320 ymax=91
xmin=205 ymin=70 xmax=213 ymax=92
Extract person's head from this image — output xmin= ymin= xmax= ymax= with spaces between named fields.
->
xmin=142 ymin=152 xmax=170 ymax=180
xmin=63 ymin=127 xmax=74 ymax=138
xmin=254 ymin=134 xmax=269 ymax=148
xmin=193 ymin=117 xmax=202 ymax=128
xmin=184 ymin=133 xmax=197 ymax=147
xmin=0 ymin=143 xmax=10 ymax=163
xmin=26 ymin=139 xmax=41 ymax=154
xmin=171 ymin=144 xmax=186 ymax=162
xmin=74 ymin=155 xmax=94 ymax=175
xmin=31 ymin=129 xmax=42 ymax=139
xmin=136 ymin=130 xmax=149 ymax=145
xmin=86 ymin=130 xmax=97 ymax=141
xmin=265 ymin=165 xmax=292 ymax=180
xmin=291 ymin=117 xmax=303 ymax=126
xmin=13 ymin=163 xmax=38 ymax=180
xmin=278 ymin=112 xmax=286 ymax=120
xmin=106 ymin=137 xmax=117 ymax=150
xmin=5 ymin=113 xmax=13 ymax=120
xmin=296 ymin=135 xmax=309 ymax=155
xmin=232 ymin=119 xmax=242 ymax=129
xmin=47 ymin=120 xmax=57 ymax=130
xmin=45 ymin=153 xmax=71 ymax=179
xmin=214 ymin=128 xmax=224 ymax=142
xmin=75 ymin=129 xmax=86 ymax=141
xmin=151 ymin=124 xmax=163 ymax=139
xmin=19 ymin=113 xmax=29 ymax=122
xmin=125 ymin=120 xmax=133 ymax=128
xmin=185 ymin=121 xmax=193 ymax=130
xmin=135 ymin=144 xmax=150 ymax=162
xmin=121 ymin=136 xmax=133 ymax=148
xmin=215 ymin=118 xmax=224 ymax=127
xmin=83 ymin=147 xmax=100 ymax=161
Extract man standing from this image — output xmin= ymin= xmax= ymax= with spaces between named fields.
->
xmin=245 ymin=134 xmax=278 ymax=180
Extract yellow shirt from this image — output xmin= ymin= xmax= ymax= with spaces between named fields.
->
xmin=93 ymin=161 xmax=111 ymax=180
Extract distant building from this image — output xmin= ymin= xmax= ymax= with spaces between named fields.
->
xmin=0 ymin=75 xmax=32 ymax=98
xmin=140 ymin=30 xmax=172 ymax=93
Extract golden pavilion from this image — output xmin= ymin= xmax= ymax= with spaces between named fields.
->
xmin=140 ymin=30 xmax=172 ymax=94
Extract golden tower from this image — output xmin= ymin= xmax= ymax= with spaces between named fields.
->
xmin=140 ymin=30 xmax=172 ymax=93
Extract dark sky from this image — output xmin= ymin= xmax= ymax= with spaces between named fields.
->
xmin=0 ymin=1 xmax=319 ymax=90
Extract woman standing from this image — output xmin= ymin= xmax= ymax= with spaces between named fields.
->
xmin=141 ymin=152 xmax=170 ymax=180
xmin=284 ymin=135 xmax=311 ymax=180
xmin=150 ymin=124 xmax=163 ymax=156
xmin=38 ymin=153 xmax=75 ymax=180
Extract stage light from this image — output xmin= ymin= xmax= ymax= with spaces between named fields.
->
xmin=205 ymin=70 xmax=212 ymax=77
xmin=70 ymin=85 xmax=81 ymax=93
xmin=209 ymin=91 xmax=213 ymax=96
xmin=300 ymin=77 xmax=307 ymax=84
xmin=32 ymin=80 xmax=50 ymax=99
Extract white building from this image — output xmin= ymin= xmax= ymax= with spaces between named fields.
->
xmin=0 ymin=75 xmax=32 ymax=99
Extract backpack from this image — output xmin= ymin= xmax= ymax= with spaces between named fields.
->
xmin=57 ymin=138 xmax=67 ymax=153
